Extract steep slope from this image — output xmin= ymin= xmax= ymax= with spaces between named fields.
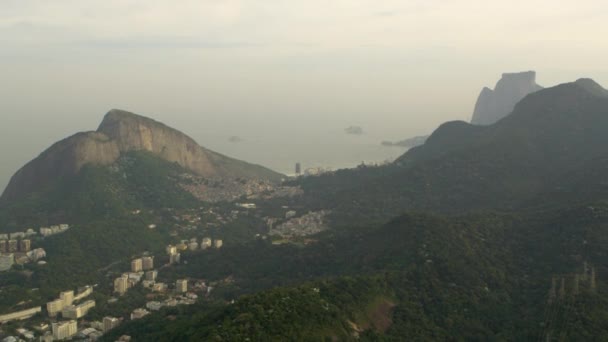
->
xmin=1 ymin=109 xmax=283 ymax=202
xmin=471 ymin=71 xmax=543 ymax=125
xmin=103 ymin=203 xmax=608 ymax=341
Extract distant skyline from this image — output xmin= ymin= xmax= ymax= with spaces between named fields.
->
xmin=1 ymin=0 xmax=608 ymax=191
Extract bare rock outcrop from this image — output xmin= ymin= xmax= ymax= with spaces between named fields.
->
xmin=471 ymin=71 xmax=543 ymax=125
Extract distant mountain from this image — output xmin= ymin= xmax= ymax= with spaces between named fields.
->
xmin=471 ymin=71 xmax=543 ymax=125
xmin=1 ymin=109 xmax=283 ymax=202
xmin=294 ymin=78 xmax=608 ymax=224
xmin=381 ymin=135 xmax=428 ymax=148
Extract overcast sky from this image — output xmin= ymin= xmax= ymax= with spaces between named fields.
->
xmin=1 ymin=0 xmax=608 ymax=190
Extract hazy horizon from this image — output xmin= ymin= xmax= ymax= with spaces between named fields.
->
xmin=2 ymin=0 xmax=608 ymax=192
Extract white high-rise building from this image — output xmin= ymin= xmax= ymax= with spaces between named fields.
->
xmin=114 ymin=275 xmax=129 ymax=295
xmin=142 ymin=256 xmax=154 ymax=270
xmin=46 ymin=299 xmax=64 ymax=318
xmin=52 ymin=320 xmax=77 ymax=340
xmin=131 ymin=258 xmax=143 ymax=272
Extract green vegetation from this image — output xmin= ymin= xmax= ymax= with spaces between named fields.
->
xmin=103 ymin=204 xmax=608 ymax=340
xmin=5 ymin=81 xmax=608 ymax=340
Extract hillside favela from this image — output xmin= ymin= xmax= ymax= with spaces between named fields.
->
xmin=1 ymin=1 xmax=608 ymax=341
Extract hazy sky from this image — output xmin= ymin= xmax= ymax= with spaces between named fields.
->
xmin=1 ymin=0 xmax=608 ymax=190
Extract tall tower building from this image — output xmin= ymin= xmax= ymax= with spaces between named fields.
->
xmin=142 ymin=256 xmax=154 ymax=271
xmin=295 ymin=162 xmax=302 ymax=175
xmin=19 ymin=239 xmax=31 ymax=252
xmin=131 ymin=258 xmax=143 ymax=272
xmin=52 ymin=320 xmax=77 ymax=340
xmin=7 ymin=240 xmax=17 ymax=253
xmin=114 ymin=275 xmax=129 ymax=295
xmin=47 ymin=299 xmax=65 ymax=318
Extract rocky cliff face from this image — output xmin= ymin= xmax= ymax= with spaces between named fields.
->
xmin=471 ymin=71 xmax=543 ymax=125
xmin=1 ymin=109 xmax=283 ymax=202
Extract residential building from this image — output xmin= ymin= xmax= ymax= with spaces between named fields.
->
xmin=25 ymin=229 xmax=36 ymax=237
xmin=39 ymin=227 xmax=52 ymax=236
xmin=152 ymin=283 xmax=167 ymax=292
xmin=0 ymin=254 xmax=14 ymax=272
xmin=145 ymin=270 xmax=158 ymax=281
xmin=9 ymin=232 xmax=25 ymax=240
xmin=166 ymin=245 xmax=177 ymax=255
xmin=114 ymin=275 xmax=129 ymax=295
xmin=127 ymin=272 xmax=143 ymax=284
xmin=0 ymin=234 xmax=7 ymax=240
xmin=0 ymin=240 xmax=6 ymax=253
xmin=62 ymin=300 xmax=95 ymax=319
xmin=130 ymin=308 xmax=150 ymax=320
xmin=60 ymin=290 xmax=74 ymax=307
xmin=142 ymin=256 xmax=154 ymax=270
xmin=90 ymin=321 xmax=104 ymax=331
xmin=188 ymin=242 xmax=199 ymax=251
xmin=0 ymin=307 xmax=42 ymax=323
xmin=146 ymin=301 xmax=162 ymax=311
xmin=201 ymin=238 xmax=212 ymax=249
xmin=26 ymin=248 xmax=46 ymax=262
xmin=7 ymin=240 xmax=17 ymax=253
xmin=176 ymin=279 xmax=188 ymax=293
xmin=103 ymin=316 xmax=120 ymax=332
xmin=131 ymin=258 xmax=143 ymax=272
xmin=19 ymin=239 xmax=31 ymax=252
xmin=74 ymin=286 xmax=93 ymax=301
xmin=47 ymin=299 xmax=64 ymax=317
xmin=169 ymin=253 xmax=181 ymax=265
xmin=51 ymin=320 xmax=77 ymax=341
xmin=214 ymin=239 xmax=224 ymax=249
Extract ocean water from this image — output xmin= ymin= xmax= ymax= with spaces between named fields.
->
xmin=201 ymin=134 xmax=408 ymax=176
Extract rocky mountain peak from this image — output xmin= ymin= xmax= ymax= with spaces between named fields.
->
xmin=1 ymin=109 xmax=283 ymax=202
xmin=471 ymin=71 xmax=543 ymax=126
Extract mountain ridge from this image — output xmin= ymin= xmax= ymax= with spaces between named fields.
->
xmin=1 ymin=109 xmax=283 ymax=202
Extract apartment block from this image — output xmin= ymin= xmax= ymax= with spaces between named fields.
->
xmin=47 ymin=299 xmax=64 ymax=318
xmin=52 ymin=320 xmax=77 ymax=340
xmin=60 ymin=290 xmax=74 ymax=307
xmin=103 ymin=316 xmax=120 ymax=332
xmin=145 ymin=270 xmax=158 ymax=281
xmin=176 ymin=279 xmax=188 ymax=293
xmin=114 ymin=275 xmax=129 ymax=295
xmin=62 ymin=300 xmax=96 ymax=319
xmin=19 ymin=239 xmax=31 ymax=252
xmin=7 ymin=240 xmax=17 ymax=253
xmin=142 ymin=256 xmax=154 ymax=270
xmin=0 ymin=254 xmax=14 ymax=272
